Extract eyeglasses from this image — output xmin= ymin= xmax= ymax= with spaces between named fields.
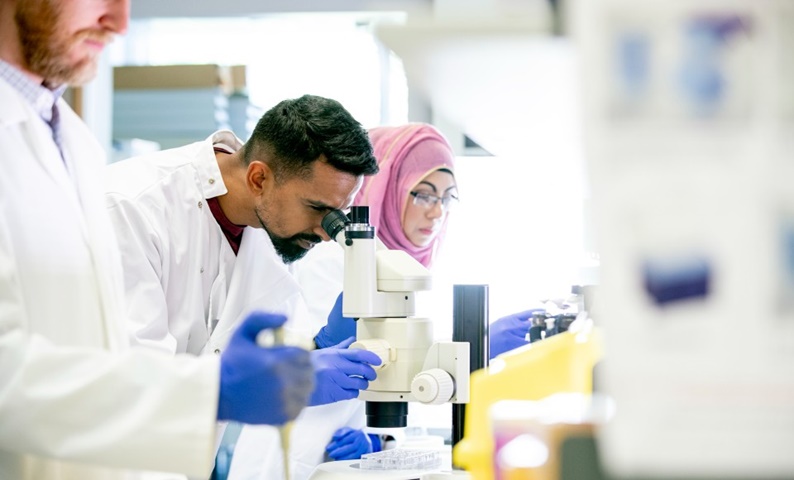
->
xmin=409 ymin=191 xmax=459 ymax=210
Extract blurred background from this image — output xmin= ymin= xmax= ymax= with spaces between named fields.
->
xmin=67 ymin=0 xmax=794 ymax=478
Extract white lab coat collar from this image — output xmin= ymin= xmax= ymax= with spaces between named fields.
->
xmin=188 ymin=130 xmax=244 ymax=201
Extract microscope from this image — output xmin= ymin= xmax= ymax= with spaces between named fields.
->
xmin=321 ymin=207 xmax=470 ymax=429
xmin=528 ymin=285 xmax=596 ymax=344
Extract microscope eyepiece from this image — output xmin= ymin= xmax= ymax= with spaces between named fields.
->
xmin=349 ymin=206 xmax=369 ymax=225
xmin=321 ymin=210 xmax=348 ymax=241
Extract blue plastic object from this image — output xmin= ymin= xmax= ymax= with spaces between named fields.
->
xmin=309 ymin=337 xmax=382 ymax=406
xmin=217 ymin=312 xmax=313 ymax=425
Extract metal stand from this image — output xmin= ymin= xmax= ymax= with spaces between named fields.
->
xmin=451 ymin=284 xmax=489 ymax=452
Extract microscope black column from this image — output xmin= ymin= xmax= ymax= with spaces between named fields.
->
xmin=451 ymin=284 xmax=489 ymax=451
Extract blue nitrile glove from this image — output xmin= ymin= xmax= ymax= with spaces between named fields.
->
xmin=309 ymin=337 xmax=381 ymax=406
xmin=325 ymin=427 xmax=381 ymax=460
xmin=314 ymin=292 xmax=356 ymax=349
xmin=489 ymin=309 xmax=545 ymax=359
xmin=217 ymin=311 xmax=314 ymax=425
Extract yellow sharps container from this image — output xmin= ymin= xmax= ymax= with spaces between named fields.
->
xmin=452 ymin=318 xmax=603 ymax=480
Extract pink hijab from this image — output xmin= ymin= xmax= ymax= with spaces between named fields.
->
xmin=355 ymin=123 xmax=456 ymax=268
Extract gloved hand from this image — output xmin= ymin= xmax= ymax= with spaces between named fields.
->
xmin=489 ymin=309 xmax=545 ymax=359
xmin=309 ymin=337 xmax=381 ymax=406
xmin=325 ymin=427 xmax=381 ymax=460
xmin=217 ymin=311 xmax=314 ymax=425
xmin=314 ymin=292 xmax=356 ymax=349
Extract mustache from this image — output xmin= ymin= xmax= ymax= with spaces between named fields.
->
xmin=76 ymin=29 xmax=115 ymax=45
xmin=290 ymin=233 xmax=323 ymax=244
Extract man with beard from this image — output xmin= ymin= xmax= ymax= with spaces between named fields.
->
xmin=0 ymin=1 xmax=320 ymax=480
xmin=104 ymin=95 xmax=382 ymax=408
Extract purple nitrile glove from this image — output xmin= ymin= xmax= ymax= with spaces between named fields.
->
xmin=326 ymin=427 xmax=382 ymax=460
xmin=314 ymin=292 xmax=356 ymax=349
xmin=489 ymin=309 xmax=545 ymax=359
xmin=309 ymin=337 xmax=382 ymax=406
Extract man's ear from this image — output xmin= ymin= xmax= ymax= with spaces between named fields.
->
xmin=247 ymin=161 xmax=273 ymax=195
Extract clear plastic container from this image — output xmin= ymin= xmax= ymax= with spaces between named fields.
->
xmin=360 ymin=449 xmax=442 ymax=471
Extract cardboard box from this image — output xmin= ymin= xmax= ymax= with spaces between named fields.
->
xmin=229 ymin=65 xmax=247 ymax=93
xmin=114 ymin=64 xmax=232 ymax=91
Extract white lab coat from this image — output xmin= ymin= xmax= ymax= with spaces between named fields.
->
xmin=227 ymin=400 xmax=365 ymax=480
xmin=104 ymin=131 xmax=314 ymax=357
xmin=0 ymin=78 xmax=218 ymax=479
xmin=105 ymin=133 xmax=322 ymax=480
xmin=227 ymin=242 xmax=365 ymax=480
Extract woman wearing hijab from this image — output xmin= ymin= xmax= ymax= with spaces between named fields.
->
xmin=359 ymin=124 xmax=458 ymax=268
xmin=362 ymin=126 xmax=540 ymax=361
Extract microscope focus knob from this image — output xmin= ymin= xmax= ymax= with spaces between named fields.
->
xmin=350 ymin=339 xmax=390 ymax=370
xmin=411 ymin=368 xmax=454 ymax=405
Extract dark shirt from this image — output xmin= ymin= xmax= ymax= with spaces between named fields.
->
xmin=208 ymin=146 xmax=244 ymax=254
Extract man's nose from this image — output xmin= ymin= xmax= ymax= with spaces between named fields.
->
xmin=101 ymin=0 xmax=130 ymax=35
xmin=314 ymin=224 xmax=332 ymax=242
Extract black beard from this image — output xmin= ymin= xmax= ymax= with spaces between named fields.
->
xmin=255 ymin=211 xmax=322 ymax=264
